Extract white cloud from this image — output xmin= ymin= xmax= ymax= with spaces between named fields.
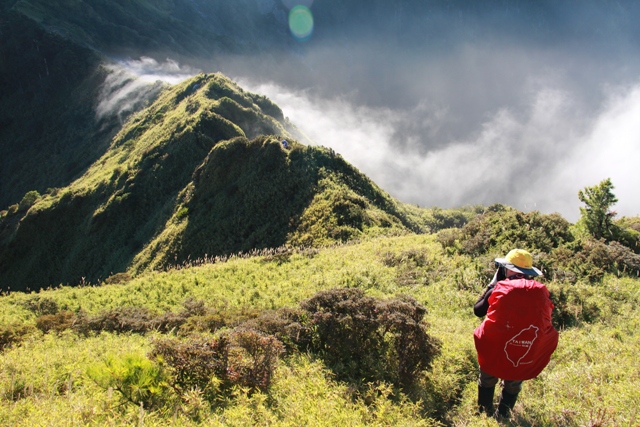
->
xmin=244 ymin=80 xmax=640 ymax=222
xmin=554 ymin=85 xmax=640 ymax=220
xmin=118 ymin=57 xmax=200 ymax=85
xmin=96 ymin=57 xmax=200 ymax=123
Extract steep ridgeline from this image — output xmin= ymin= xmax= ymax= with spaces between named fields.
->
xmin=0 ymin=0 xmax=295 ymax=210
xmin=0 ymin=74 xmax=420 ymax=292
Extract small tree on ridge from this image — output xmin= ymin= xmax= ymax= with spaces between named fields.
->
xmin=578 ymin=178 xmax=618 ymax=240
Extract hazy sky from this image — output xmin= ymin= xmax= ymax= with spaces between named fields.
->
xmin=113 ymin=1 xmax=640 ymax=222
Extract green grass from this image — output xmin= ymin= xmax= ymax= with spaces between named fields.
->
xmin=1 ymin=234 xmax=638 ymax=426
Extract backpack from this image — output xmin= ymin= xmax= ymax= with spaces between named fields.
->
xmin=474 ymin=278 xmax=559 ymax=380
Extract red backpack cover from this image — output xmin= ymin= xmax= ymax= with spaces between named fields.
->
xmin=474 ymin=279 xmax=559 ymax=380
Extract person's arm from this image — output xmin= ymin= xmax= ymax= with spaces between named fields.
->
xmin=473 ymin=268 xmax=502 ymax=317
xmin=474 ymin=286 xmax=494 ymax=317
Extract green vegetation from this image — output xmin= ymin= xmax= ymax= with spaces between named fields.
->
xmin=578 ymin=178 xmax=619 ymax=241
xmin=1 ymin=6 xmax=639 ymax=422
xmin=0 ymin=231 xmax=638 ymax=426
xmin=0 ymin=71 xmax=462 ymax=292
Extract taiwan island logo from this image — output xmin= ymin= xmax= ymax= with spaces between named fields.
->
xmin=504 ymin=325 xmax=539 ymax=367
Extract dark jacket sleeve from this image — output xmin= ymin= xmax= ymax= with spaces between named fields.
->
xmin=474 ymin=285 xmax=494 ymax=317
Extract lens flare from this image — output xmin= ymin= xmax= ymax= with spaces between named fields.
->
xmin=289 ymin=5 xmax=314 ymax=41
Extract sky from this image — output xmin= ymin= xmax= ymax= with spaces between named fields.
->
xmin=109 ymin=1 xmax=640 ymax=222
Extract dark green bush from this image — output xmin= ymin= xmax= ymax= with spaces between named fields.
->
xmin=80 ymin=306 xmax=156 ymax=334
xmin=225 ymin=328 xmax=285 ymax=391
xmin=435 ymin=228 xmax=461 ymax=251
xmin=178 ymin=306 xmax=263 ymax=335
xmin=152 ymin=335 xmax=230 ymax=401
xmin=74 ymin=299 xmax=209 ymax=335
xmin=614 ymin=216 xmax=640 ymax=253
xmin=178 ymin=312 xmax=229 ymax=335
xmin=375 ymin=296 xmax=441 ymax=387
xmin=547 ymin=284 xmax=601 ymax=329
xmin=242 ymin=307 xmax=311 ymax=352
xmin=457 ymin=208 xmax=573 ymax=257
xmin=426 ymin=207 xmax=473 ymax=232
xmin=549 ymin=239 xmax=640 ymax=282
xmin=299 ymin=288 xmax=440 ymax=388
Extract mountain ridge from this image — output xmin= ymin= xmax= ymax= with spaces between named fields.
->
xmin=0 ymin=72 xmax=429 ymax=291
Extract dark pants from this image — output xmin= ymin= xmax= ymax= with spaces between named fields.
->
xmin=478 ymin=369 xmax=523 ymax=395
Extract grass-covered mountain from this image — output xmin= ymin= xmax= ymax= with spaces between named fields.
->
xmin=0 ymin=72 xmax=437 ymax=292
xmin=0 ymin=0 xmax=300 ymax=210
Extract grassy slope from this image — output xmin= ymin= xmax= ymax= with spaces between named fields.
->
xmin=0 ymin=234 xmax=638 ymax=426
xmin=0 ymin=73 xmax=286 ymax=290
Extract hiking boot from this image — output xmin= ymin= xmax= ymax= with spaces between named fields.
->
xmin=496 ymin=389 xmax=519 ymax=418
xmin=476 ymin=385 xmax=495 ymax=416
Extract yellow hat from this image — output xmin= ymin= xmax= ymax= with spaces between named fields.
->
xmin=495 ymin=249 xmax=542 ymax=276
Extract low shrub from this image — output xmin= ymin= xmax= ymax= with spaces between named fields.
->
xmin=425 ymin=207 xmax=473 ymax=232
xmin=225 ymin=328 xmax=285 ymax=391
xmin=457 ymin=207 xmax=573 ymax=256
xmin=549 ymin=239 xmax=640 ymax=282
xmin=88 ymin=354 xmax=168 ymax=409
xmin=299 ymin=288 xmax=440 ymax=388
xmin=547 ymin=283 xmax=601 ymax=329
xmin=35 ymin=310 xmax=75 ymax=333
xmin=151 ymin=335 xmax=230 ymax=401
xmin=242 ymin=307 xmax=311 ymax=352
xmin=21 ymin=296 xmax=60 ymax=316
xmin=178 ymin=306 xmax=263 ymax=335
xmin=151 ymin=328 xmax=284 ymax=402
xmin=79 ymin=306 xmax=156 ymax=334
xmin=75 ymin=299 xmax=209 ymax=335
xmin=0 ymin=323 xmax=35 ymax=351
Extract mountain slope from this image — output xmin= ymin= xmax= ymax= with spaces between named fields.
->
xmin=0 ymin=9 xmax=120 ymax=208
xmin=0 ymin=73 xmax=421 ymax=291
xmin=0 ymin=0 xmax=296 ymax=209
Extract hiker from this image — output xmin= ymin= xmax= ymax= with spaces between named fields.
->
xmin=473 ymin=249 xmax=558 ymax=418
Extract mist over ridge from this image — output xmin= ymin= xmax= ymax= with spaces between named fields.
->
xmin=214 ymin=0 xmax=640 ymax=221
xmin=4 ymin=0 xmax=640 ymax=220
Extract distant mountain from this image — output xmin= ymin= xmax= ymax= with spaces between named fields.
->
xmin=0 ymin=73 xmax=426 ymax=291
xmin=0 ymin=0 xmax=299 ymax=209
